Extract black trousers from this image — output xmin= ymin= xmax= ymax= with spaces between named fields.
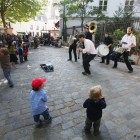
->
xmin=113 ymin=51 xmax=133 ymax=71
xmin=69 ymin=46 xmax=77 ymax=61
xmin=83 ymin=53 xmax=96 ymax=73
xmin=101 ymin=50 xmax=112 ymax=64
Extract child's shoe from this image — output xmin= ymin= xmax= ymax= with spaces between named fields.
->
xmin=44 ymin=117 xmax=52 ymax=124
xmin=84 ymin=127 xmax=91 ymax=133
xmin=94 ymin=130 xmax=100 ymax=136
xmin=35 ymin=120 xmax=42 ymax=128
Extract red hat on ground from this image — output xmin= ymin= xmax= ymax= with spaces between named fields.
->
xmin=32 ymin=78 xmax=46 ymax=88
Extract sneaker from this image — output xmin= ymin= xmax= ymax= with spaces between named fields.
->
xmin=67 ymin=59 xmax=72 ymax=61
xmin=128 ymin=70 xmax=133 ymax=73
xmin=35 ymin=123 xmax=42 ymax=128
xmin=44 ymin=117 xmax=52 ymax=123
xmin=75 ymin=60 xmax=77 ymax=62
xmin=100 ymin=62 xmax=104 ymax=63
xmin=94 ymin=130 xmax=100 ymax=136
xmin=35 ymin=120 xmax=42 ymax=128
xmin=82 ymin=72 xmax=91 ymax=75
xmin=9 ymin=85 xmax=14 ymax=88
xmin=84 ymin=127 xmax=90 ymax=133
xmin=112 ymin=66 xmax=117 ymax=69
xmin=82 ymin=72 xmax=88 ymax=75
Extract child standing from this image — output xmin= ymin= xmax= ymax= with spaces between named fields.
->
xmin=23 ymin=43 xmax=28 ymax=61
xmin=30 ymin=78 xmax=52 ymax=127
xmin=0 ymin=48 xmax=14 ymax=88
xmin=18 ymin=43 xmax=23 ymax=63
xmin=83 ymin=85 xmax=106 ymax=135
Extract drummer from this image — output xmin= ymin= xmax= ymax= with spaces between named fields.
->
xmin=100 ymin=33 xmax=113 ymax=65
xmin=78 ymin=33 xmax=96 ymax=75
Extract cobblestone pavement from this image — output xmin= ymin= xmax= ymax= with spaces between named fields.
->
xmin=0 ymin=46 xmax=140 ymax=140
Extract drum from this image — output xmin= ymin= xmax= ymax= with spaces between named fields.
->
xmin=97 ymin=44 xmax=109 ymax=57
xmin=114 ymin=44 xmax=125 ymax=54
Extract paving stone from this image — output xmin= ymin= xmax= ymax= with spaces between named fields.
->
xmin=104 ymin=120 xmax=117 ymax=130
xmin=55 ymin=104 xmax=64 ymax=110
xmin=61 ymin=128 xmax=74 ymax=139
xmin=54 ymin=100 xmax=63 ymax=105
xmin=64 ymin=101 xmax=75 ymax=107
xmin=51 ymin=116 xmax=62 ymax=126
xmin=21 ymin=108 xmax=31 ymax=114
xmin=0 ymin=120 xmax=5 ymax=127
xmin=63 ymin=97 xmax=73 ymax=102
xmin=72 ymin=137 xmax=83 ymax=140
xmin=62 ymin=121 xmax=74 ymax=129
xmin=70 ymin=104 xmax=82 ymax=112
xmin=50 ymin=110 xmax=61 ymax=118
xmin=72 ymin=110 xmax=83 ymax=119
xmin=62 ymin=113 xmax=73 ymax=123
xmin=8 ymin=110 xmax=20 ymax=117
xmin=61 ymin=107 xmax=71 ymax=114
xmin=124 ymin=113 xmax=135 ymax=120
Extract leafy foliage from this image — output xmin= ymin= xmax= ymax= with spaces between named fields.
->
xmin=0 ymin=0 xmax=47 ymax=27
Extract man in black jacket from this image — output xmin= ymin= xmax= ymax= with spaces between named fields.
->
xmin=67 ymin=30 xmax=78 ymax=62
xmin=100 ymin=33 xmax=113 ymax=65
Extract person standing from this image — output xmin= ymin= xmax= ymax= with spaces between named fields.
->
xmin=67 ymin=30 xmax=78 ymax=62
xmin=30 ymin=78 xmax=52 ymax=127
xmin=83 ymin=85 xmax=106 ymax=135
xmin=112 ymin=27 xmax=136 ymax=73
xmin=80 ymin=25 xmax=93 ymax=62
xmin=84 ymin=25 xmax=93 ymax=41
xmin=78 ymin=33 xmax=96 ymax=75
xmin=0 ymin=48 xmax=14 ymax=88
xmin=100 ymin=33 xmax=113 ymax=65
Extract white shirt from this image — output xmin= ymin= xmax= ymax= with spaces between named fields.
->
xmin=83 ymin=39 xmax=97 ymax=54
xmin=121 ymin=33 xmax=136 ymax=51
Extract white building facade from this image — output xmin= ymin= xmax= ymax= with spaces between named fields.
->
xmin=63 ymin=0 xmax=140 ymax=28
xmin=10 ymin=0 xmax=60 ymax=37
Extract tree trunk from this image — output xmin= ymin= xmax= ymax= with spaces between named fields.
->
xmin=1 ymin=1 xmax=6 ymax=27
xmin=1 ymin=12 xmax=6 ymax=27
xmin=81 ymin=16 xmax=84 ymax=31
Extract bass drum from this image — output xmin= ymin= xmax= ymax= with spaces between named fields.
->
xmin=97 ymin=44 xmax=109 ymax=57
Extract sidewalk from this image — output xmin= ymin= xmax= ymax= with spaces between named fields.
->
xmin=0 ymin=46 xmax=140 ymax=140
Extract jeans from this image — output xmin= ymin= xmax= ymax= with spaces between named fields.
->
xmin=33 ymin=109 xmax=51 ymax=125
xmin=85 ymin=117 xmax=101 ymax=132
xmin=3 ymin=69 xmax=14 ymax=86
xmin=19 ymin=55 xmax=23 ymax=63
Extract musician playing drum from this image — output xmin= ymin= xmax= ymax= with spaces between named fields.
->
xmin=112 ymin=27 xmax=136 ymax=73
xmin=100 ymin=33 xmax=113 ymax=65
xmin=78 ymin=33 xmax=96 ymax=75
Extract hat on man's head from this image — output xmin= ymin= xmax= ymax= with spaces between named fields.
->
xmin=32 ymin=78 xmax=46 ymax=88
xmin=84 ymin=24 xmax=89 ymax=29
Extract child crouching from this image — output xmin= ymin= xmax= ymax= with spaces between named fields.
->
xmin=83 ymin=85 xmax=106 ymax=135
xmin=30 ymin=78 xmax=52 ymax=127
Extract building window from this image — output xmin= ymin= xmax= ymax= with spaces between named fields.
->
xmin=125 ymin=0 xmax=134 ymax=11
xmin=30 ymin=25 xmax=33 ymax=30
xmin=99 ymin=0 xmax=108 ymax=11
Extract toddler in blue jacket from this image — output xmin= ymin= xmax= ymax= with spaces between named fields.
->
xmin=30 ymin=78 xmax=52 ymax=127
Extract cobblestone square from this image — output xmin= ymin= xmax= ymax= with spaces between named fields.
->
xmin=0 ymin=46 xmax=140 ymax=140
